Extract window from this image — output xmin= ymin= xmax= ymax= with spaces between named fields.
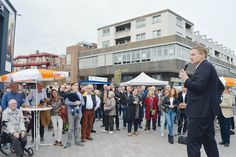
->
xmin=176 ymin=17 xmax=182 ymax=27
xmin=164 ymin=46 xmax=169 ymax=56
xmin=136 ymin=33 xmax=145 ymax=41
xmin=153 ymin=30 xmax=161 ymax=38
xmin=102 ymin=40 xmax=110 ymax=48
xmin=157 ymin=47 xmax=162 ymax=57
xmin=113 ymin=53 xmax=122 ymax=65
xmin=152 ymin=15 xmax=161 ymax=23
xmin=136 ymin=19 xmax=145 ymax=29
xmin=102 ymin=28 xmax=110 ymax=36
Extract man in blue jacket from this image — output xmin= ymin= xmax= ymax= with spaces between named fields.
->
xmin=1 ymin=82 xmax=24 ymax=111
xmin=179 ymin=46 xmax=224 ymax=157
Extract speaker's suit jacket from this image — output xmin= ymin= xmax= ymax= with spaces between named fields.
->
xmin=184 ymin=60 xmax=224 ymax=118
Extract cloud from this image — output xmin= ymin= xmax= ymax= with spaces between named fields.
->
xmin=10 ymin=0 xmax=236 ymax=56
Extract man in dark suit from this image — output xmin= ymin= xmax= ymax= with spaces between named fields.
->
xmin=177 ymin=86 xmax=188 ymax=135
xmin=179 ymin=46 xmax=224 ymax=157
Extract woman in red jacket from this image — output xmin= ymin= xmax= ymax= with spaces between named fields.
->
xmin=145 ymin=90 xmax=158 ymax=132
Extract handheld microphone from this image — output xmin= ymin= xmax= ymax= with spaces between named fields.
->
xmin=184 ymin=63 xmax=189 ymax=71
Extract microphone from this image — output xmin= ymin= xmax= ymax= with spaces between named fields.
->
xmin=184 ymin=63 xmax=189 ymax=71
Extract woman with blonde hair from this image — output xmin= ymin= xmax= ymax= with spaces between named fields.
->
xmin=145 ymin=90 xmax=158 ymax=132
xmin=103 ymin=91 xmax=116 ymax=133
xmin=218 ymin=88 xmax=233 ymax=147
xmin=162 ymin=88 xmax=179 ymax=144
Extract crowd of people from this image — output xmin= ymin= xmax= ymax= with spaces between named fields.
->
xmin=0 ymin=80 xmax=236 ymax=157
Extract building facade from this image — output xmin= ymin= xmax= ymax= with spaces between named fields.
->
xmin=13 ymin=51 xmax=62 ymax=71
xmin=66 ymin=42 xmax=97 ymax=83
xmin=0 ymin=0 xmax=16 ymax=74
xmin=79 ymin=9 xmax=235 ymax=85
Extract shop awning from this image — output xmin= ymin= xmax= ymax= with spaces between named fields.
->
xmin=79 ymin=80 xmax=111 ymax=85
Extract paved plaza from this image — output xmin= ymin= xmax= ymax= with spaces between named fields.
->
xmin=2 ymin=119 xmax=236 ymax=157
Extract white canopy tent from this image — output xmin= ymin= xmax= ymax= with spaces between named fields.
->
xmin=120 ymin=72 xmax=169 ymax=86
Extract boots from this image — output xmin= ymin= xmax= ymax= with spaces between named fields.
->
xmin=168 ymin=135 xmax=171 ymax=143
xmin=170 ymin=135 xmax=174 ymax=144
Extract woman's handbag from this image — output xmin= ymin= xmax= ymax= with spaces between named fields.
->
xmin=58 ymin=106 xmax=68 ymax=123
xmin=104 ymin=109 xmax=111 ymax=115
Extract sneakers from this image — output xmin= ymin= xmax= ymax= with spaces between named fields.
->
xmin=109 ymin=131 xmax=113 ymax=134
xmin=86 ymin=137 xmax=93 ymax=140
xmin=134 ymin=132 xmax=138 ymax=135
xmin=75 ymin=141 xmax=84 ymax=146
xmin=102 ymin=130 xmax=109 ymax=133
xmin=224 ymin=143 xmax=229 ymax=147
xmin=218 ymin=141 xmax=225 ymax=145
xmin=161 ymin=132 xmax=165 ymax=137
xmin=128 ymin=132 xmax=132 ymax=136
xmin=40 ymin=137 xmax=44 ymax=142
xmin=91 ymin=130 xmax=96 ymax=133
xmin=64 ymin=143 xmax=71 ymax=149
xmin=230 ymin=130 xmax=235 ymax=135
xmin=54 ymin=140 xmax=58 ymax=146
xmin=58 ymin=141 xmax=63 ymax=147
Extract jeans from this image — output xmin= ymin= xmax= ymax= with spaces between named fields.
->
xmin=51 ymin=115 xmax=63 ymax=142
xmin=122 ymin=107 xmax=127 ymax=127
xmin=66 ymin=111 xmax=82 ymax=144
xmin=165 ymin=109 xmax=176 ymax=136
xmin=160 ymin=112 xmax=166 ymax=135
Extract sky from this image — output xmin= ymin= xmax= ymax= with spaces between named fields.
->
xmin=10 ymin=0 xmax=236 ymax=56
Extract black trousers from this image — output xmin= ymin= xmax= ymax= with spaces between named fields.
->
xmin=115 ymin=104 xmax=119 ymax=129
xmin=178 ymin=111 xmax=187 ymax=134
xmin=218 ymin=114 xmax=231 ymax=144
xmin=146 ymin=119 xmax=157 ymax=130
xmin=9 ymin=134 xmax=27 ymax=157
xmin=31 ymin=112 xmax=44 ymax=139
xmin=187 ymin=118 xmax=219 ymax=157
xmin=230 ymin=117 xmax=235 ymax=130
xmin=104 ymin=115 xmax=114 ymax=131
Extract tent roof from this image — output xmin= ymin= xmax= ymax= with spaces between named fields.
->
xmin=120 ymin=72 xmax=169 ymax=86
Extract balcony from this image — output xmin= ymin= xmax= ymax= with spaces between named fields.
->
xmin=115 ymin=23 xmax=131 ymax=39
xmin=13 ymin=61 xmax=51 ymax=67
xmin=115 ymin=36 xmax=131 ymax=45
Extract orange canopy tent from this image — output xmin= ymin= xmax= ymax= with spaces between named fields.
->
xmin=0 ymin=69 xmax=69 ymax=82
xmin=219 ymin=77 xmax=236 ymax=87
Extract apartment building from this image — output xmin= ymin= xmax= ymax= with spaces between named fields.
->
xmin=66 ymin=42 xmax=97 ymax=82
xmin=13 ymin=51 xmax=61 ymax=71
xmin=78 ymin=9 xmax=235 ymax=85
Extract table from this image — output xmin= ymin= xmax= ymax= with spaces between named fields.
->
xmin=21 ymin=107 xmax=52 ymax=150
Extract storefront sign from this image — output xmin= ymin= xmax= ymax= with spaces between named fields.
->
xmin=88 ymin=76 xmax=107 ymax=82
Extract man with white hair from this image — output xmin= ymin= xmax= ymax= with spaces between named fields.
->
xmin=1 ymin=82 xmax=24 ymax=111
xmin=81 ymin=84 xmax=100 ymax=142
xmin=2 ymin=99 xmax=27 ymax=157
